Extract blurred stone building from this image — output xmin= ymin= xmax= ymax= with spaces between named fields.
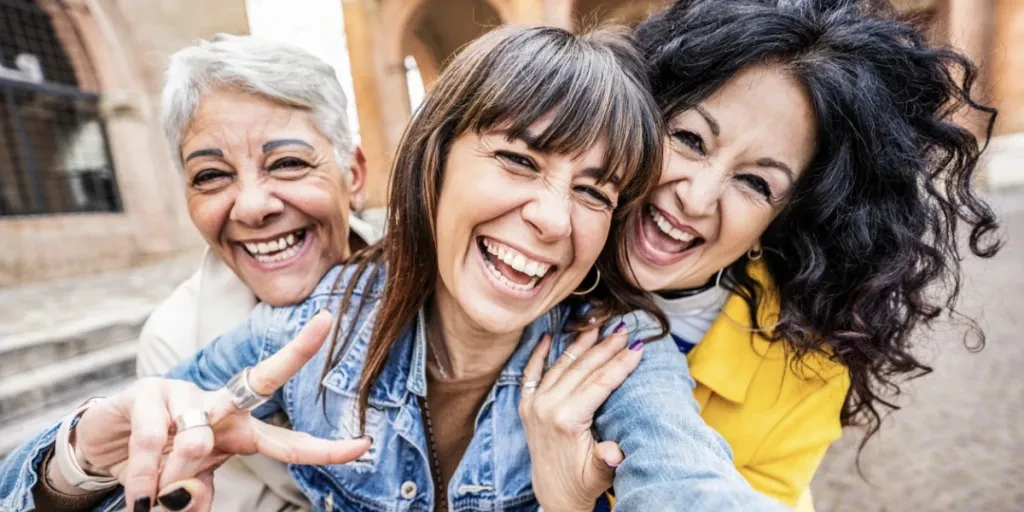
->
xmin=1 ymin=0 xmax=1022 ymax=287
xmin=344 ymin=0 xmax=1024 ymax=207
xmin=0 ymin=0 xmax=248 ymax=286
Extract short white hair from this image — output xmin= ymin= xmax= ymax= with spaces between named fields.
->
xmin=161 ymin=33 xmax=355 ymax=170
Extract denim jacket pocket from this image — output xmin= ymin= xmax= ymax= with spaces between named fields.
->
xmin=320 ymin=368 xmax=386 ymax=469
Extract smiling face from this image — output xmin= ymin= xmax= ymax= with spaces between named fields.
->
xmin=627 ymin=64 xmax=817 ymax=291
xmin=433 ymin=118 xmax=619 ymax=335
xmin=181 ymin=89 xmax=364 ymax=306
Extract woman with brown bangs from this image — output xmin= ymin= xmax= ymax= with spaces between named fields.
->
xmin=2 ymin=24 xmax=784 ymax=512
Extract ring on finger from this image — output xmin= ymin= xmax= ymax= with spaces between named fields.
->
xmin=225 ymin=366 xmax=273 ymax=411
xmin=522 ymin=380 xmax=540 ymax=394
xmin=563 ymin=350 xmax=578 ymax=362
xmin=174 ymin=409 xmax=211 ymax=433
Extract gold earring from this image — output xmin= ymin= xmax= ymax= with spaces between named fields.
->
xmin=571 ymin=269 xmax=601 ymax=296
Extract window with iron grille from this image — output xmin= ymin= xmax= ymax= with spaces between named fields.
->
xmin=0 ymin=0 xmax=121 ymax=216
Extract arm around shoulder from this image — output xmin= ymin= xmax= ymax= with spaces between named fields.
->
xmin=593 ymin=314 xmax=788 ymax=511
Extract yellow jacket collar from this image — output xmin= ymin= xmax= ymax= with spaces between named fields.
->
xmin=687 ymin=264 xmax=782 ymax=404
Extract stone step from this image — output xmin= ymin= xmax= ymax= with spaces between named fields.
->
xmin=0 ymin=342 xmax=138 ymax=427
xmin=0 ymin=378 xmax=134 ymax=460
xmin=0 ymin=307 xmax=150 ymax=379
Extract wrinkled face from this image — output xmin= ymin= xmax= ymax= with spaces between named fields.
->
xmin=181 ymin=89 xmax=365 ymax=306
xmin=434 ymin=117 xmax=619 ymax=335
xmin=627 ymin=64 xmax=817 ymax=291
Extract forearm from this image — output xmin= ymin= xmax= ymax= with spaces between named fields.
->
xmin=595 ymin=336 xmax=786 ymax=511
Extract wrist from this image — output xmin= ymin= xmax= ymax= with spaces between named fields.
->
xmin=54 ymin=397 xmax=119 ymax=492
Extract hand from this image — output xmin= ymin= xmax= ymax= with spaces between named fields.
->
xmin=518 ymin=323 xmax=645 ymax=512
xmin=155 ymin=469 xmax=216 ymax=512
xmin=71 ymin=311 xmax=371 ymax=511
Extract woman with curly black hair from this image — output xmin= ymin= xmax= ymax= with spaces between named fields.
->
xmin=576 ymin=0 xmax=1002 ymax=510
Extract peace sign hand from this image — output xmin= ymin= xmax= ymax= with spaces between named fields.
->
xmin=70 ymin=311 xmax=370 ymax=511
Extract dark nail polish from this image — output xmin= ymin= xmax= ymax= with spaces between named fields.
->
xmin=133 ymin=496 xmax=152 ymax=512
xmin=614 ymin=322 xmax=627 ymax=334
xmin=359 ymin=435 xmax=374 ymax=446
xmin=158 ymin=488 xmax=192 ymax=511
xmin=628 ymin=340 xmax=645 ymax=351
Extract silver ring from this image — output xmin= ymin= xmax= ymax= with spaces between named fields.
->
xmin=174 ymin=409 xmax=210 ymax=432
xmin=225 ymin=367 xmax=272 ymax=411
xmin=563 ymin=351 xmax=578 ymax=362
xmin=522 ymin=380 xmax=540 ymax=394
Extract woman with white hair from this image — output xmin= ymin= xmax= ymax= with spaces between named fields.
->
xmin=32 ymin=34 xmax=377 ymax=511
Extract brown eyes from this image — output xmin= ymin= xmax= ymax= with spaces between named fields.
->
xmin=671 ymin=130 xmax=706 ymax=156
xmin=494 ymin=150 xmax=615 ymax=210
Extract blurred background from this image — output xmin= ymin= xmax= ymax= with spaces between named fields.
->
xmin=0 ymin=0 xmax=1020 ymax=510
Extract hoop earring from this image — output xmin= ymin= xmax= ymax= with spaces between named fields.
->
xmin=747 ymin=246 xmax=763 ymax=261
xmin=714 ymin=267 xmax=777 ymax=333
xmin=571 ymin=268 xmax=601 ymax=296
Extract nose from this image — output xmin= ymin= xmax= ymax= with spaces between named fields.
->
xmin=521 ymin=187 xmax=573 ymax=243
xmin=229 ymin=178 xmax=284 ymax=227
xmin=673 ymin=166 xmax=723 ymax=218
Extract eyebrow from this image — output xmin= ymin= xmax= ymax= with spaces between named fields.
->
xmin=502 ymin=131 xmax=619 ymax=186
xmin=694 ymin=105 xmax=721 ymax=137
xmin=262 ymin=139 xmax=314 ymax=153
xmin=184 ymin=148 xmax=224 ymax=162
xmin=755 ymin=157 xmax=795 ymax=180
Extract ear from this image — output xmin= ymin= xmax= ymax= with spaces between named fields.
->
xmin=347 ymin=146 xmax=368 ymax=212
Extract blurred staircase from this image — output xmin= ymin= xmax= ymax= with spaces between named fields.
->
xmin=0 ymin=253 xmax=200 ymax=459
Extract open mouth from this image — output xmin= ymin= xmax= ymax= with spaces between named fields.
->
xmin=643 ymin=204 xmax=704 ymax=254
xmin=240 ymin=228 xmax=308 ymax=264
xmin=477 ymin=236 xmax=556 ymax=292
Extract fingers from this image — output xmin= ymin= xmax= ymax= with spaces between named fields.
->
xmin=248 ymin=310 xmax=334 ymax=395
xmin=547 ymin=323 xmax=630 ymax=397
xmin=158 ymin=471 xmax=214 ymax=512
xmin=520 ymin=334 xmax=551 ymax=400
xmin=158 ymin=385 xmax=215 ymax=490
xmin=208 ymin=310 xmax=333 ymax=423
xmin=584 ymin=440 xmax=622 ymax=496
xmin=538 ymin=328 xmax=600 ymax=392
xmin=570 ymin=338 xmax=645 ymax=418
xmin=252 ymin=419 xmax=372 ymax=465
xmin=120 ymin=382 xmax=171 ymax=512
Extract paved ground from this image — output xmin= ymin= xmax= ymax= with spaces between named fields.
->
xmin=0 ymin=251 xmax=201 ymax=342
xmin=810 ymin=190 xmax=1024 ymax=511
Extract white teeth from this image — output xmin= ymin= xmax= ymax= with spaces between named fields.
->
xmin=649 ymin=207 xmax=696 ymax=243
xmin=243 ymin=229 xmax=306 ymax=258
xmin=479 ymin=237 xmax=552 ymax=286
xmin=511 ymin=254 xmax=527 ymax=272
xmin=484 ymin=257 xmax=540 ymax=291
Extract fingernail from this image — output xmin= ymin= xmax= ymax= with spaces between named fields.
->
xmin=604 ymin=460 xmax=621 ymax=468
xmin=359 ymin=435 xmax=374 ymax=446
xmin=614 ymin=322 xmax=627 ymax=334
xmin=134 ymin=497 xmax=152 ymax=512
xmin=158 ymin=488 xmax=192 ymax=511
xmin=628 ymin=340 xmax=645 ymax=351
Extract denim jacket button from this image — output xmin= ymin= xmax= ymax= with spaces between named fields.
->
xmin=400 ymin=481 xmax=418 ymax=499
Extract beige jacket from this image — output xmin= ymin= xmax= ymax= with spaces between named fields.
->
xmin=136 ymin=215 xmax=381 ymax=512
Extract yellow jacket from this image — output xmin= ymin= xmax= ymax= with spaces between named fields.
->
xmin=688 ymin=272 xmax=850 ymax=509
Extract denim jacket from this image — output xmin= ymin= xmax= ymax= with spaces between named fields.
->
xmin=0 ymin=264 xmax=786 ymax=512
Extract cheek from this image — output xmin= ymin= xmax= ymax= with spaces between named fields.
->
xmin=187 ymin=192 xmax=233 ymax=244
xmin=716 ymin=196 xmax=775 ymax=254
xmin=570 ymin=210 xmax=612 ymax=268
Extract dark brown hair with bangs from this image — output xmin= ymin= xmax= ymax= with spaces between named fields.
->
xmin=319 ymin=24 xmax=667 ymax=428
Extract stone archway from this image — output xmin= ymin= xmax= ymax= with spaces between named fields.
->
xmin=400 ymin=0 xmax=505 ymax=97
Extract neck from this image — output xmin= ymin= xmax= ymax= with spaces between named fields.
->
xmin=426 ymin=289 xmax=521 ymax=381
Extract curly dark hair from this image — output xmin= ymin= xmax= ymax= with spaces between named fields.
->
xmin=635 ymin=0 xmax=1002 ymax=448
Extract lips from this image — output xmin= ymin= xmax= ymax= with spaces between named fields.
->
xmin=633 ymin=204 xmax=705 ymax=266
